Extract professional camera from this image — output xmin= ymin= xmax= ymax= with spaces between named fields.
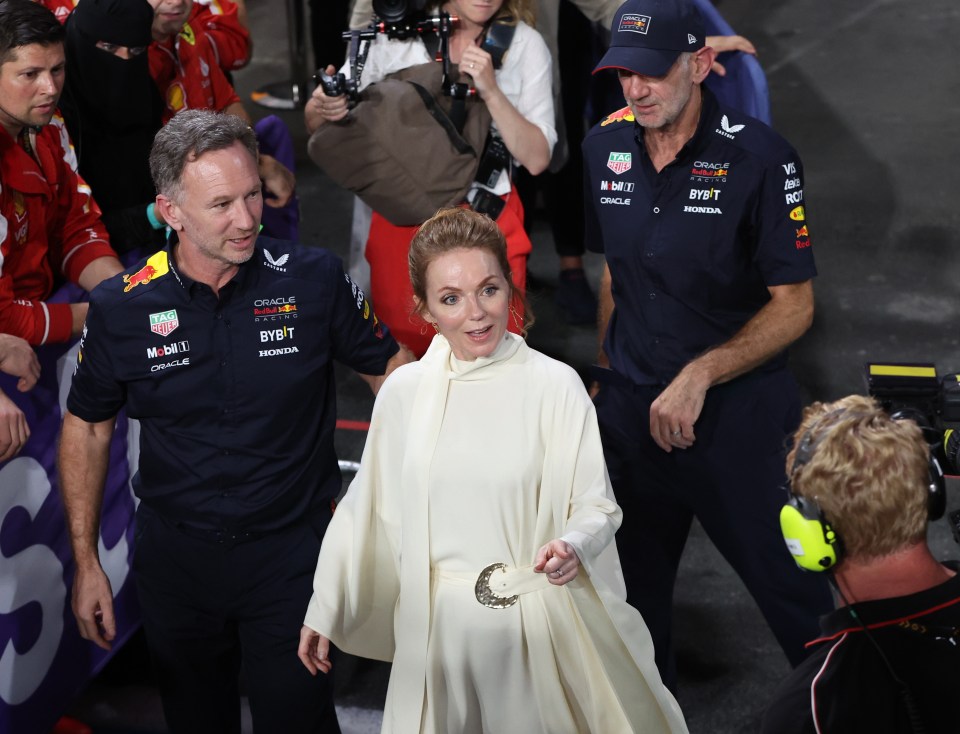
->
xmin=315 ymin=1 xmax=476 ymax=108
xmin=864 ymin=362 xmax=960 ymax=475
xmin=865 ymin=362 xmax=960 ymax=545
xmin=372 ymin=0 xmax=429 ymax=35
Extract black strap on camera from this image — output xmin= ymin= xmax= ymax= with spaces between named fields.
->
xmin=469 ymin=128 xmax=511 ymax=218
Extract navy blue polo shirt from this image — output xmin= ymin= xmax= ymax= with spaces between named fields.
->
xmin=583 ymin=88 xmax=816 ymax=386
xmin=68 ymin=237 xmax=399 ymax=532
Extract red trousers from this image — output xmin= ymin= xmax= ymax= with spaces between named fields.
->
xmin=366 ymin=188 xmax=531 ymax=356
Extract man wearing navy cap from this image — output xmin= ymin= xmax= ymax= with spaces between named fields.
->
xmin=583 ymin=0 xmax=833 ymax=688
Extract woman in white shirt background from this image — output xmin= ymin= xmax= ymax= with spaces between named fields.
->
xmin=305 ymin=0 xmax=555 ymax=356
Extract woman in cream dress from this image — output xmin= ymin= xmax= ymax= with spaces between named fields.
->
xmin=299 ymin=209 xmax=687 ymax=734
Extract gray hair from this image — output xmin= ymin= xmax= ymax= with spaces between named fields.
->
xmin=149 ymin=109 xmax=258 ymax=203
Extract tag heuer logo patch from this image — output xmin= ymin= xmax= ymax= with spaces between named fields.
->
xmin=150 ymin=309 xmax=179 ymax=337
xmin=607 ymin=152 xmax=632 ymax=175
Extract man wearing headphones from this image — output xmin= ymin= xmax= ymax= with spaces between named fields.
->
xmin=764 ymin=394 xmax=960 ymax=734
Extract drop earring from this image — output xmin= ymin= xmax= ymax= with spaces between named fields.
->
xmin=510 ymin=306 xmax=523 ymax=332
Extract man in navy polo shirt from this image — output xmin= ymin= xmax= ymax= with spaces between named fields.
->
xmin=583 ymin=0 xmax=832 ymax=688
xmin=58 ymin=109 xmax=410 ymax=733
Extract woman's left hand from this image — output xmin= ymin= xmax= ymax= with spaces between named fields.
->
xmin=534 ymin=539 xmax=581 ymax=586
xmin=460 ymin=44 xmax=497 ymax=98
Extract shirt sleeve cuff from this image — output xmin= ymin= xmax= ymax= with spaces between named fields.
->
xmin=45 ymin=302 xmax=74 ymax=345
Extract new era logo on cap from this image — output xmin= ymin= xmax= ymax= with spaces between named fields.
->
xmin=619 ymin=13 xmax=651 ymax=34
xmin=687 ymin=33 xmax=697 ymax=44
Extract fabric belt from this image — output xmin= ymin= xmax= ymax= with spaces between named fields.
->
xmin=432 ymin=563 xmax=554 ymax=609
xmin=172 ymin=522 xmax=265 ymax=546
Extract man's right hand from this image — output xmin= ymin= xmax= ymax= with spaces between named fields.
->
xmin=0 ymin=334 xmax=40 ymax=391
xmin=0 ymin=388 xmax=29 ymax=462
xmin=72 ymin=563 xmax=117 ymax=650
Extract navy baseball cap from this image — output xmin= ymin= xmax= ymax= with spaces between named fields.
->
xmin=594 ymin=0 xmax=705 ymax=77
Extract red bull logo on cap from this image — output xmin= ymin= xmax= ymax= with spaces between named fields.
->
xmin=619 ymin=13 xmax=651 ymax=34
xmin=601 ymin=106 xmax=636 ymax=127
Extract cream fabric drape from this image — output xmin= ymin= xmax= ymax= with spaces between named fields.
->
xmin=304 ymin=333 xmax=687 ymax=733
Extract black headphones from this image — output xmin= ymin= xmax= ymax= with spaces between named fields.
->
xmin=780 ymin=409 xmax=946 ymax=572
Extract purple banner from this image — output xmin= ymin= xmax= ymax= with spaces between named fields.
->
xmin=0 ymin=337 xmax=141 ymax=734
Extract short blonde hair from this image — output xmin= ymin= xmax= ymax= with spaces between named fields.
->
xmin=787 ymin=395 xmax=930 ymax=561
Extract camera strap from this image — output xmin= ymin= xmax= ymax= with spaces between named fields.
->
xmin=480 ymin=21 xmax=516 ymax=68
xmin=422 ymin=17 xmax=517 ymax=69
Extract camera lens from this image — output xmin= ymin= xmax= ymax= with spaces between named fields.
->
xmin=373 ymin=0 xmax=412 ymax=25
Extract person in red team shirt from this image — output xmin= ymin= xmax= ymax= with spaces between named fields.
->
xmin=0 ymin=0 xmax=121 ymax=345
xmin=41 ymin=0 xmax=251 ymax=71
xmin=147 ymin=0 xmax=297 ymax=234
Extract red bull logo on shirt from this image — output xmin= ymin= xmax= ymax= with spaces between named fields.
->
xmin=601 ymin=107 xmax=636 ymax=127
xmin=124 ymin=251 xmax=169 ymax=292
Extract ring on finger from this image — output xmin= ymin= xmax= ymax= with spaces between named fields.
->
xmin=671 ymin=429 xmax=682 ymax=436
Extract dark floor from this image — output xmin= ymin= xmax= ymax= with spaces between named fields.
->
xmin=63 ymin=0 xmax=960 ymax=732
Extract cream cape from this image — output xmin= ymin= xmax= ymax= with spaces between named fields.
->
xmin=304 ymin=334 xmax=687 ymax=733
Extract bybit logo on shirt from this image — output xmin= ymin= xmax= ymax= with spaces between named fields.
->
xmin=689 ymin=187 xmax=721 ymax=202
xmin=259 ymin=326 xmax=295 ymax=343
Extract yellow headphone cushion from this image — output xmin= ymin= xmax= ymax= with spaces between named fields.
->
xmin=780 ymin=503 xmax=839 ymax=572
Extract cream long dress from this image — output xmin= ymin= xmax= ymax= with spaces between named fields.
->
xmin=304 ymin=333 xmax=687 ymax=734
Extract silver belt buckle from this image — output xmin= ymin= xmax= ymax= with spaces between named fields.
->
xmin=474 ymin=562 xmax=519 ymax=609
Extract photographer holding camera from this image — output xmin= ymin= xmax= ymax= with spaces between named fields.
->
xmin=305 ymin=0 xmax=555 ymax=356
xmin=764 ymin=395 xmax=960 ymax=734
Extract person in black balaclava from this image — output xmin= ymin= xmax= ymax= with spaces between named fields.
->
xmin=60 ymin=0 xmax=165 ymax=255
